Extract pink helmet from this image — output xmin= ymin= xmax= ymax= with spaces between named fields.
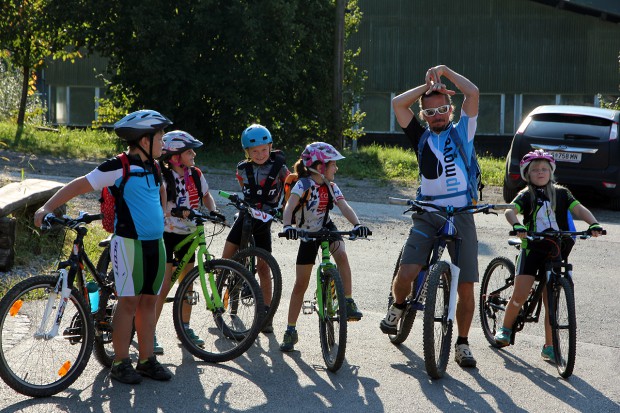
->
xmin=519 ymin=149 xmax=556 ymax=181
xmin=301 ymin=142 xmax=345 ymax=167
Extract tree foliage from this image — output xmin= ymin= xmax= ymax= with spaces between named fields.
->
xmin=71 ymin=0 xmax=365 ymax=152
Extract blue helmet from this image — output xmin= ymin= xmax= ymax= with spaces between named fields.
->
xmin=241 ymin=124 xmax=272 ymax=149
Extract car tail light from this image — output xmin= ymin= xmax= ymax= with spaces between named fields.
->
xmin=610 ymin=122 xmax=618 ymax=141
xmin=603 ymin=182 xmax=617 ymax=189
xmin=516 ymin=116 xmax=532 ymax=135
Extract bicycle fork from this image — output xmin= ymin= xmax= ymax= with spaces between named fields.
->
xmin=35 ymin=269 xmax=72 ymax=340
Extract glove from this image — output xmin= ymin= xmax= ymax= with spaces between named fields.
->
xmin=512 ymin=223 xmax=527 ymax=234
xmin=283 ymin=225 xmax=298 ymax=240
xmin=588 ymin=222 xmax=603 ymax=235
xmin=210 ymin=210 xmax=226 ymax=222
xmin=352 ymin=224 xmax=370 ymax=238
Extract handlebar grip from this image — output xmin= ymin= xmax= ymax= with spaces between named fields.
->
xmin=491 ymin=203 xmax=515 ymax=210
xmin=277 ymin=232 xmax=286 ymax=238
xmin=388 ymin=197 xmax=411 ymax=205
xmin=509 ymin=230 xmax=516 ymax=236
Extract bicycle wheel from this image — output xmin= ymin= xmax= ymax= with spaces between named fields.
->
xmin=422 ymin=261 xmax=453 ymax=379
xmin=387 ymin=246 xmax=417 ymax=345
xmin=479 ymin=257 xmax=515 ymax=347
xmin=93 ymin=247 xmax=135 ymax=368
xmin=318 ymin=268 xmax=348 ymax=372
xmin=0 ymin=275 xmax=94 ymax=397
xmin=173 ymin=259 xmax=264 ymax=362
xmin=549 ymin=277 xmax=576 ymax=378
xmin=232 ymin=246 xmax=282 ymax=330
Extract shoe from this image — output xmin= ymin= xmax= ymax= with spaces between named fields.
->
xmin=379 ymin=305 xmax=403 ymax=335
xmin=494 ymin=327 xmax=512 ymax=347
xmin=110 ymin=358 xmax=142 ymax=384
xmin=153 ymin=335 xmax=164 ymax=355
xmin=279 ymin=330 xmax=298 ymax=352
xmin=185 ymin=327 xmax=205 ymax=347
xmin=346 ymin=298 xmax=363 ymax=321
xmin=262 ymin=318 xmax=274 ymax=334
xmin=541 ymin=345 xmax=556 ymax=363
xmin=454 ymin=343 xmax=477 ymax=368
xmin=136 ymin=356 xmax=172 ymax=381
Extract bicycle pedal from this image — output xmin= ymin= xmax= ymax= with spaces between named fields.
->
xmin=302 ymin=300 xmax=315 ymax=315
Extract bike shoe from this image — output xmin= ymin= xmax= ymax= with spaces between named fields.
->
xmin=153 ymin=335 xmax=164 ymax=355
xmin=110 ymin=358 xmax=142 ymax=384
xmin=185 ymin=328 xmax=205 ymax=347
xmin=454 ymin=343 xmax=477 ymax=368
xmin=379 ymin=305 xmax=403 ymax=335
xmin=346 ymin=298 xmax=363 ymax=321
xmin=262 ymin=319 xmax=274 ymax=334
xmin=136 ymin=356 xmax=172 ymax=381
xmin=493 ymin=327 xmax=512 ymax=347
xmin=541 ymin=345 xmax=556 ymax=364
xmin=279 ymin=330 xmax=298 ymax=352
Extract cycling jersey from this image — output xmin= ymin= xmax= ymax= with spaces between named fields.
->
xmin=290 ymin=179 xmax=345 ymax=232
xmin=164 ymin=167 xmax=209 ymax=234
xmin=235 ymin=158 xmax=289 ymax=209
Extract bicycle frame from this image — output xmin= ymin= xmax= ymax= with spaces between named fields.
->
xmin=314 ymin=239 xmax=337 ymax=319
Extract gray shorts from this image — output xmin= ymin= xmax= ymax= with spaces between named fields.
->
xmin=401 ymin=212 xmax=479 ymax=283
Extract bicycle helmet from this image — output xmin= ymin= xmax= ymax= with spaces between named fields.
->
xmin=162 ymin=130 xmax=203 ymax=156
xmin=241 ymin=124 xmax=272 ymax=149
xmin=519 ymin=149 xmax=556 ymax=181
xmin=301 ymin=142 xmax=345 ymax=167
xmin=114 ymin=110 xmax=172 ymax=142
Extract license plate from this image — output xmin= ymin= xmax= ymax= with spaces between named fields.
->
xmin=549 ymin=151 xmax=581 ymax=163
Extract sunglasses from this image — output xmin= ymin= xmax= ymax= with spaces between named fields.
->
xmin=422 ymin=105 xmax=450 ymax=117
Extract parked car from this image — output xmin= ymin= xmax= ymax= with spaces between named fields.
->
xmin=503 ymin=105 xmax=620 ymax=209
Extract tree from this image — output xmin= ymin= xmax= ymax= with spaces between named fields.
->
xmin=0 ymin=0 xmax=81 ymax=137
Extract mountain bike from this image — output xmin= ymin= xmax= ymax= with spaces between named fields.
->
xmin=97 ymin=207 xmax=264 ymax=363
xmin=386 ymin=198 xmax=513 ymax=379
xmin=479 ymin=228 xmax=604 ymax=378
xmin=0 ymin=212 xmax=123 ymax=397
xmin=278 ymin=227 xmax=371 ymax=372
xmin=219 ymin=190 xmax=282 ymax=332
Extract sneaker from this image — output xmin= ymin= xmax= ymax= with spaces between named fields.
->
xmin=136 ymin=356 xmax=172 ymax=381
xmin=346 ymin=298 xmax=363 ymax=321
xmin=379 ymin=305 xmax=403 ymax=335
xmin=185 ymin=327 xmax=205 ymax=347
xmin=454 ymin=343 xmax=477 ymax=368
xmin=153 ymin=335 xmax=164 ymax=355
xmin=261 ymin=318 xmax=274 ymax=334
xmin=541 ymin=345 xmax=556 ymax=363
xmin=279 ymin=330 xmax=298 ymax=352
xmin=110 ymin=358 xmax=142 ymax=384
xmin=494 ymin=327 xmax=512 ymax=347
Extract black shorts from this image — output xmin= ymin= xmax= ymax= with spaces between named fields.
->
xmin=225 ymin=210 xmax=273 ymax=252
xmin=163 ymin=231 xmax=195 ymax=264
xmin=295 ymin=221 xmax=342 ymax=265
xmin=517 ymin=237 xmax=575 ymax=280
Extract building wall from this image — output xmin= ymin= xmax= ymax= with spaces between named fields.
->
xmin=350 ymin=0 xmax=620 ymax=134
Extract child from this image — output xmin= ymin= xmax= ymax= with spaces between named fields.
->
xmin=154 ymin=130 xmax=222 ymax=354
xmin=495 ymin=149 xmax=603 ymax=362
xmin=221 ymin=124 xmax=289 ymax=333
xmin=34 ymin=109 xmax=173 ymax=384
xmin=279 ymin=141 xmax=370 ymax=352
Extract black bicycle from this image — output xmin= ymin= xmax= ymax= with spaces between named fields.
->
xmin=0 ymin=212 xmax=125 ymax=397
xmin=479 ymin=229 xmax=605 ymax=378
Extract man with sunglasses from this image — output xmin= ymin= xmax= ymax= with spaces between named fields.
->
xmin=381 ymin=65 xmax=481 ymax=369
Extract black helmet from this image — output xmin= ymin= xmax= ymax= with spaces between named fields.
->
xmin=114 ymin=110 xmax=172 ymax=142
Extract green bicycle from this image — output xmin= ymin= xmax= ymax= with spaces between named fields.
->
xmin=278 ymin=227 xmax=371 ymax=372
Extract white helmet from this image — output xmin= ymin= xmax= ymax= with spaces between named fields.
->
xmin=301 ymin=142 xmax=345 ymax=167
xmin=114 ymin=110 xmax=172 ymax=142
xmin=162 ymin=130 xmax=203 ymax=156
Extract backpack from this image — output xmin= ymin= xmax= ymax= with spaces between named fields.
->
xmin=283 ymin=173 xmax=333 ymax=226
xmin=416 ymin=128 xmax=484 ymax=205
xmin=241 ymin=150 xmax=286 ymax=208
xmin=99 ymin=153 xmax=162 ymax=233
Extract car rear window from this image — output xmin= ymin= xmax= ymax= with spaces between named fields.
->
xmin=525 ymin=114 xmax=612 ymax=141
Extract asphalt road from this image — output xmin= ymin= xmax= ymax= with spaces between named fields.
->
xmin=1 ymin=194 xmax=619 ymax=412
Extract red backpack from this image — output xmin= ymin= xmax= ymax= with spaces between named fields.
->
xmin=99 ymin=153 xmax=131 ymax=233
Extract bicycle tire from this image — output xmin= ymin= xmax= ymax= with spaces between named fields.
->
xmin=479 ymin=257 xmax=515 ymax=348
xmin=0 ymin=275 xmax=94 ymax=397
xmin=318 ymin=268 xmax=348 ymax=372
xmin=93 ymin=247 xmax=135 ymax=367
xmin=386 ymin=247 xmax=417 ymax=345
xmin=173 ymin=258 xmax=264 ymax=362
xmin=231 ymin=246 xmax=282 ymax=331
xmin=549 ymin=277 xmax=576 ymax=378
xmin=422 ymin=261 xmax=453 ymax=379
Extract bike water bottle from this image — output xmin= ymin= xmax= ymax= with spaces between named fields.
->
xmin=87 ymin=281 xmax=99 ymax=313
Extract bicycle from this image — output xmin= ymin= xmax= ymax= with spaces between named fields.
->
xmin=219 ymin=190 xmax=283 ymax=332
xmin=98 ymin=207 xmax=265 ymax=363
xmin=278 ymin=227 xmax=371 ymax=372
xmin=0 ymin=212 xmax=125 ymax=397
xmin=386 ymin=198 xmax=513 ymax=379
xmin=479 ymin=228 xmax=604 ymax=378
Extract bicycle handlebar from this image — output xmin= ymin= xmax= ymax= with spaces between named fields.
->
xmin=278 ymin=227 xmax=372 ymax=241
xmin=171 ymin=207 xmax=228 ymax=226
xmin=41 ymin=212 xmax=102 ymax=231
xmin=508 ymin=229 xmax=606 ymax=239
xmin=218 ymin=190 xmax=282 ymax=222
xmin=388 ymin=197 xmax=514 ymax=215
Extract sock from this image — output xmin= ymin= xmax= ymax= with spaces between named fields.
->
xmin=393 ymin=301 xmax=406 ymax=310
xmin=456 ymin=336 xmax=469 ymax=346
xmin=113 ymin=360 xmax=123 ymax=367
xmin=286 ymin=324 xmax=296 ymax=332
xmin=183 ymin=322 xmax=190 ymax=329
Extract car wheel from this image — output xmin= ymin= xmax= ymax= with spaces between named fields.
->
xmin=502 ymin=184 xmax=521 ymax=203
